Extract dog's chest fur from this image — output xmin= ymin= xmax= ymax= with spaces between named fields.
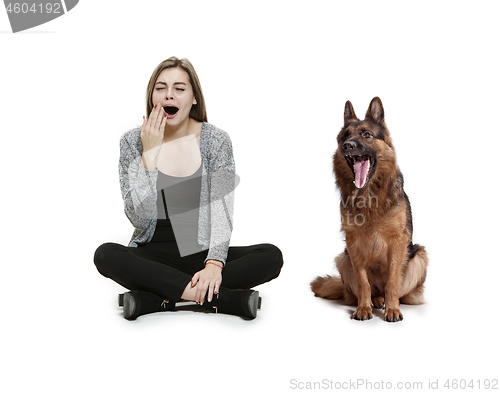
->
xmin=341 ymin=201 xmax=408 ymax=289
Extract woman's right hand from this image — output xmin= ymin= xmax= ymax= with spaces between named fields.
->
xmin=140 ymin=103 xmax=166 ymax=170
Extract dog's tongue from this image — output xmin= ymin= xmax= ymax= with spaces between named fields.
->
xmin=354 ymin=159 xmax=370 ymax=188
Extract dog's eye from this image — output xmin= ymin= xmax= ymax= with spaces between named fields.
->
xmin=362 ymin=131 xmax=371 ymax=138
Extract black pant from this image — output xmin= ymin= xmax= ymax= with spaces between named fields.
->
xmin=94 ymin=220 xmax=283 ymax=302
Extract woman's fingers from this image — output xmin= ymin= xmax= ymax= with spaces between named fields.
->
xmin=214 ymin=280 xmax=221 ymax=298
xmin=143 ymin=104 xmax=163 ymax=132
xmin=192 ymin=272 xmax=206 ymax=304
xmin=207 ymin=281 xmax=216 ymax=303
xmin=191 ymin=267 xmax=222 ymax=305
xmin=191 ymin=272 xmax=200 ymax=288
xmin=159 ymin=108 xmax=166 ymax=132
xmin=140 ymin=115 xmax=147 ymax=137
xmin=141 ymin=103 xmax=166 ymax=155
xmin=151 ymin=104 xmax=165 ymax=134
xmin=198 ymin=279 xmax=221 ymax=304
xmin=196 ymin=279 xmax=209 ymax=305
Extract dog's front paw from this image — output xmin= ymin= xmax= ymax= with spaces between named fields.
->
xmin=372 ymin=296 xmax=385 ymax=309
xmin=351 ymin=306 xmax=373 ymax=321
xmin=384 ymin=308 xmax=403 ymax=322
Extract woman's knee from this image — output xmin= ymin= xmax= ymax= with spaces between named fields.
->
xmin=93 ymin=242 xmax=120 ymax=276
xmin=259 ymin=243 xmax=284 ymax=273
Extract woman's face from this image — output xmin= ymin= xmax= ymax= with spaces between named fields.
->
xmin=151 ymin=67 xmax=197 ymax=125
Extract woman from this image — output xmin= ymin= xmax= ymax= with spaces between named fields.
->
xmin=94 ymin=57 xmax=283 ymax=321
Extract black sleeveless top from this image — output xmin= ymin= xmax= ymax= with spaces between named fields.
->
xmin=153 ymin=165 xmax=204 ymax=255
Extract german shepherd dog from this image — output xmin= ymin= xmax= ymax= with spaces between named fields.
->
xmin=311 ymin=97 xmax=428 ymax=322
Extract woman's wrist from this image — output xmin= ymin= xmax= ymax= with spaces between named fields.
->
xmin=141 ymin=152 xmax=158 ymax=170
xmin=205 ymin=260 xmax=223 ymax=269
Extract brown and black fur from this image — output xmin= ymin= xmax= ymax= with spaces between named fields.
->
xmin=311 ymin=97 xmax=428 ymax=322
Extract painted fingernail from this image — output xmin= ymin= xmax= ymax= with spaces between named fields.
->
xmin=154 ymin=104 xmax=157 ymax=109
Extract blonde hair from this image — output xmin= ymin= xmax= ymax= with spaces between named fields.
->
xmin=145 ymin=57 xmax=207 ymax=122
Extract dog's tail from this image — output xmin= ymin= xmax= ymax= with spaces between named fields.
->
xmin=310 ymin=275 xmax=344 ymax=300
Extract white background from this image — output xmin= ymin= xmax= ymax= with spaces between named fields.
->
xmin=1 ymin=1 xmax=499 ymax=392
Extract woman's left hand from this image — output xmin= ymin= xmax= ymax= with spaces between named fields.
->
xmin=191 ymin=260 xmax=223 ymax=304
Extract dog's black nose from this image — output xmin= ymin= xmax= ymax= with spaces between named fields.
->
xmin=343 ymin=141 xmax=357 ymax=152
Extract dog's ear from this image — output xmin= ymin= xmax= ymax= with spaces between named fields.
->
xmin=344 ymin=101 xmax=358 ymax=125
xmin=365 ymin=97 xmax=385 ymax=125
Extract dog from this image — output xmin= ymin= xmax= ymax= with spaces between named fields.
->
xmin=310 ymin=97 xmax=428 ymax=322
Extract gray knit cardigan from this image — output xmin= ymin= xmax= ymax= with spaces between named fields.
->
xmin=119 ymin=122 xmax=235 ymax=265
